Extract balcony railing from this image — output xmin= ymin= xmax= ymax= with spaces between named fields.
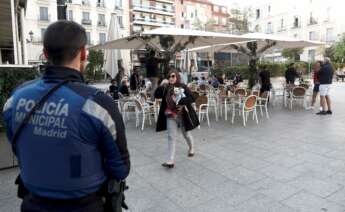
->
xmin=133 ymin=17 xmax=175 ymax=26
xmin=133 ymin=4 xmax=175 ymax=14
xmin=82 ymin=19 xmax=92 ymax=25
xmin=307 ymin=18 xmax=318 ymax=26
xmin=38 ymin=15 xmax=50 ymax=22
xmin=97 ymin=21 xmax=106 ymax=27
xmin=97 ymin=2 xmax=106 ymax=8
xmin=81 ymin=0 xmax=90 ymax=6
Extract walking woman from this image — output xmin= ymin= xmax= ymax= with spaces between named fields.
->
xmin=155 ymin=69 xmax=200 ymax=168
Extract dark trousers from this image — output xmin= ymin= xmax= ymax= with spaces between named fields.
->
xmin=21 ymin=194 xmax=105 ymax=212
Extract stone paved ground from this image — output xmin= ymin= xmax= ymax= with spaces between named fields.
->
xmin=1 ymin=83 xmax=345 ymax=212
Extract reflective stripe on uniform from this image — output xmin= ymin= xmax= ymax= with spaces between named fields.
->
xmin=3 ymin=96 xmax=13 ymax=112
xmin=82 ymin=99 xmax=117 ymax=140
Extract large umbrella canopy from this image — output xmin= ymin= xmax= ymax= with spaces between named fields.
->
xmin=104 ymin=14 xmax=121 ymax=79
xmin=90 ymin=27 xmax=252 ymax=52
xmin=188 ymin=33 xmax=324 ymax=55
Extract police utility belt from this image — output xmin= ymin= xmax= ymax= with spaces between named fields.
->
xmin=11 ymin=80 xmax=128 ymax=212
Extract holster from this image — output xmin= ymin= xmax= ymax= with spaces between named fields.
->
xmin=103 ymin=179 xmax=129 ymax=212
xmin=15 ymin=175 xmax=29 ymax=199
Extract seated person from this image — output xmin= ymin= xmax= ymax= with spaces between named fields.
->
xmin=233 ymin=73 xmax=243 ymax=86
xmin=198 ymin=76 xmax=207 ymax=86
xmin=119 ymin=79 xmax=130 ymax=96
xmin=109 ymin=79 xmax=119 ymax=100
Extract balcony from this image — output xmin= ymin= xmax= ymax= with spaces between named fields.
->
xmin=133 ymin=17 xmax=175 ymax=27
xmin=307 ymin=18 xmax=318 ymax=26
xmin=97 ymin=21 xmax=106 ymax=27
xmin=82 ymin=19 xmax=92 ymax=25
xmin=38 ymin=15 xmax=50 ymax=22
xmin=132 ymin=4 xmax=175 ymax=16
xmin=291 ymin=24 xmax=301 ymax=29
xmin=277 ymin=27 xmax=286 ymax=32
xmin=97 ymin=2 xmax=106 ymax=8
xmin=81 ymin=0 xmax=90 ymax=6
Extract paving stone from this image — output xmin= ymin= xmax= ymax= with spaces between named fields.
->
xmin=282 ymin=191 xmax=345 ymax=212
xmin=287 ymin=176 xmax=343 ymax=198
xmin=233 ymin=193 xmax=298 ymax=212
xmin=222 ymin=166 xmax=267 ymax=185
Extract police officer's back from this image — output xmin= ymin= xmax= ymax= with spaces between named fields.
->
xmin=2 ymin=21 xmax=130 ymax=212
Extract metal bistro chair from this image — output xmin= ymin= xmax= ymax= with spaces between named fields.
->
xmin=256 ymin=91 xmax=270 ymax=119
xmin=289 ymin=86 xmax=307 ymax=110
xmin=232 ymin=95 xmax=258 ymax=127
xmin=133 ymin=99 xmax=156 ymax=131
xmin=194 ymin=95 xmax=210 ymax=129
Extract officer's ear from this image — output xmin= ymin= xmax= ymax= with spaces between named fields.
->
xmin=80 ymin=47 xmax=86 ymax=61
xmin=43 ymin=48 xmax=49 ymax=60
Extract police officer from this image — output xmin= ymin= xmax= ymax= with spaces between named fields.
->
xmin=2 ymin=21 xmax=130 ymax=211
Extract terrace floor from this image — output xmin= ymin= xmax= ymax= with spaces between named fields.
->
xmin=1 ymin=83 xmax=345 ymax=212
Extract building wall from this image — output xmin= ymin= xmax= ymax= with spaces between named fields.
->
xmin=249 ymin=0 xmax=345 ymax=62
xmin=175 ymin=0 xmax=228 ymax=31
xmin=24 ymin=0 xmax=130 ymax=66
xmin=129 ymin=0 xmax=175 ymax=33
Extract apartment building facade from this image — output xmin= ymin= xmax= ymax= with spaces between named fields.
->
xmin=129 ymin=0 xmax=175 ymax=33
xmin=175 ymin=0 xmax=228 ymax=32
xmin=250 ymin=0 xmax=345 ymax=61
xmin=24 ymin=0 xmax=129 ymax=64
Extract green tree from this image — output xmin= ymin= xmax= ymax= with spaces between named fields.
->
xmin=205 ymin=19 xmax=217 ymax=32
xmin=192 ymin=18 xmax=203 ymax=30
xmin=333 ymin=33 xmax=345 ymax=63
xmin=227 ymin=7 xmax=250 ymax=34
xmin=85 ymin=49 xmax=104 ymax=80
xmin=281 ymin=48 xmax=303 ymax=61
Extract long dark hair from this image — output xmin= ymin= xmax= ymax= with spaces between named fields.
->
xmin=167 ymin=68 xmax=182 ymax=86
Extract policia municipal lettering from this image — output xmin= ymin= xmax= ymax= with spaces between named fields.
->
xmin=2 ymin=21 xmax=130 ymax=212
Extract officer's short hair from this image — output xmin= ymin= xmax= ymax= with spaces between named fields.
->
xmin=44 ymin=20 xmax=87 ymax=65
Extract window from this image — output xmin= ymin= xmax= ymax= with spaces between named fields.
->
xmin=99 ymin=33 xmax=106 ymax=44
xmin=293 ymin=16 xmax=299 ymax=28
xmin=309 ymin=12 xmax=317 ymax=25
xmin=117 ymin=16 xmax=124 ymax=28
xmin=256 ymin=9 xmax=260 ymax=19
xmin=39 ymin=7 xmax=48 ymax=21
xmin=115 ymin=0 xmax=122 ymax=9
xmin=97 ymin=0 xmax=105 ymax=7
xmin=195 ymin=9 xmax=197 ymax=17
xmin=86 ymin=32 xmax=91 ymax=45
xmin=268 ymin=5 xmax=271 ymax=13
xmin=326 ymin=28 xmax=334 ymax=43
xmin=180 ymin=0 xmax=183 ymax=4
xmin=326 ymin=7 xmax=331 ymax=21
xmin=181 ymin=12 xmax=184 ymax=18
xmin=68 ymin=10 xmax=73 ymax=21
xmin=309 ymin=31 xmax=317 ymax=40
xmin=181 ymin=24 xmax=184 ymax=28
xmin=266 ymin=22 xmax=273 ymax=33
xmin=41 ymin=28 xmax=46 ymax=40
xmin=293 ymin=33 xmax=298 ymax=38
xmin=254 ymin=25 xmax=261 ymax=32
xmin=308 ymin=49 xmax=316 ymax=62
xmin=98 ymin=14 xmax=105 ymax=26
xmin=280 ymin=19 xmax=284 ymax=30
xmin=82 ymin=12 xmax=90 ymax=20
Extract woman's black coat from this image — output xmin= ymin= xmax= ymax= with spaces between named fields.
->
xmin=155 ymin=83 xmax=200 ymax=132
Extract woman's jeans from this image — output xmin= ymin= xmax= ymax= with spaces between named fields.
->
xmin=166 ymin=118 xmax=194 ymax=162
